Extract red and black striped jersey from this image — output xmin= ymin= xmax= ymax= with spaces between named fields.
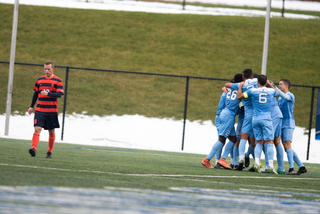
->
xmin=34 ymin=75 xmax=64 ymax=113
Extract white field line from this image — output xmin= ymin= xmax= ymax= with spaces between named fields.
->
xmin=1 ymin=163 xmax=319 ymax=180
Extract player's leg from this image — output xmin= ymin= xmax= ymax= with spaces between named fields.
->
xmin=218 ymin=135 xmax=236 ymax=169
xmin=282 ymin=128 xmax=307 ymax=175
xmin=263 ymin=141 xmax=269 ymax=169
xmin=245 ymin=135 xmax=255 ymax=167
xmin=214 ymin=115 xmax=222 ymax=165
xmin=262 ymin=120 xmax=277 ymax=174
xmin=232 ymin=139 xmax=239 ymax=169
xmin=252 ymin=119 xmax=263 ymax=173
xmin=238 ymin=132 xmax=249 ymax=170
xmin=274 ymin=136 xmax=285 ymax=174
xmin=45 ymin=114 xmax=60 ymax=158
xmin=46 ymin=129 xmax=55 ymax=158
xmin=282 ymin=128 xmax=296 ymax=174
xmin=202 ymin=135 xmax=226 ymax=168
xmin=29 ymin=111 xmax=44 ymax=157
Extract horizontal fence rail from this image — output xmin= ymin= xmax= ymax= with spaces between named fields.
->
xmin=1 ymin=61 xmax=319 ymax=161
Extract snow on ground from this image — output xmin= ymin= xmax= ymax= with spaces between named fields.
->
xmin=1 ymin=113 xmax=319 ymax=164
xmin=1 ymin=0 xmax=319 ymax=163
xmin=0 ymin=0 xmax=319 ymax=19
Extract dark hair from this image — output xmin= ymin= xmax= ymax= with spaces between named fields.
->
xmin=242 ymin=69 xmax=253 ymax=79
xmin=234 ymin=73 xmax=243 ymax=83
xmin=280 ymin=78 xmax=291 ymax=89
xmin=253 ymin=73 xmax=259 ymax=78
xmin=258 ymin=75 xmax=267 ymax=86
xmin=230 ymin=78 xmax=235 ymax=83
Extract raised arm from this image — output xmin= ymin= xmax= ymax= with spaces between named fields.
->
xmin=237 ymin=82 xmax=246 ymax=99
xmin=275 ymin=87 xmax=292 ymax=101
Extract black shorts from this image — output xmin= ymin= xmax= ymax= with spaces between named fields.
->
xmin=34 ymin=111 xmax=60 ymax=130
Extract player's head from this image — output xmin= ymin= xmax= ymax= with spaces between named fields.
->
xmin=45 ymin=60 xmax=54 ymax=68
xmin=44 ymin=60 xmax=55 ymax=78
xmin=234 ymin=73 xmax=243 ymax=83
xmin=279 ymin=78 xmax=291 ymax=92
xmin=230 ymin=78 xmax=235 ymax=83
xmin=242 ymin=69 xmax=253 ymax=80
xmin=253 ymin=73 xmax=259 ymax=78
xmin=258 ymin=75 xmax=267 ymax=87
xmin=280 ymin=78 xmax=291 ymax=88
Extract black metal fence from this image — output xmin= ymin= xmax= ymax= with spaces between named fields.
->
xmin=1 ymin=61 xmax=319 ymax=160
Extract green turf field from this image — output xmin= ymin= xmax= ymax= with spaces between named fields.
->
xmin=1 ymin=137 xmax=320 ymax=213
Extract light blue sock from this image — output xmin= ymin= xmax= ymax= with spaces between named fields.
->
xmin=254 ymin=144 xmax=263 ymax=160
xmin=263 ymin=143 xmax=269 ymax=167
xmin=233 ymin=146 xmax=239 ymax=165
xmin=222 ymin=141 xmax=234 ymax=159
xmin=216 ymin=146 xmax=223 ymax=162
xmin=276 ymin=145 xmax=284 ymax=171
xmin=245 ymin=145 xmax=254 ymax=158
xmin=286 ymin=149 xmax=294 ymax=169
xmin=267 ymin=144 xmax=274 ymax=167
xmin=230 ymin=144 xmax=234 ymax=159
xmin=207 ymin=141 xmax=224 ymax=160
xmin=239 ymin=139 xmax=247 ymax=157
xmin=292 ymin=150 xmax=304 ymax=168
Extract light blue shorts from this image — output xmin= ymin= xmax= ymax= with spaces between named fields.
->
xmin=272 ymin=118 xmax=282 ymax=138
xmin=218 ymin=110 xmax=236 ymax=138
xmin=281 ymin=127 xmax=294 ymax=142
xmin=241 ymin=108 xmax=253 ymax=135
xmin=236 ymin=116 xmax=244 ymax=140
xmin=252 ymin=119 xmax=273 ymax=141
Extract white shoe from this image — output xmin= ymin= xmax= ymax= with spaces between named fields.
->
xmin=266 ymin=167 xmax=278 ymax=174
xmin=254 ymin=163 xmax=261 ymax=173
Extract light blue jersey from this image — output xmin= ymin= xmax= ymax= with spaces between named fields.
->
xmin=232 ymin=78 xmax=258 ymax=135
xmin=215 ymin=92 xmax=227 ymax=131
xmin=244 ymin=87 xmax=278 ymax=141
xmin=271 ymin=96 xmax=283 ymax=137
xmin=244 ymin=87 xmax=278 ymax=121
xmin=232 ymin=78 xmax=258 ymax=109
xmin=224 ymin=88 xmax=241 ymax=116
xmin=278 ymin=92 xmax=295 ymax=129
xmin=218 ymin=88 xmax=240 ymax=138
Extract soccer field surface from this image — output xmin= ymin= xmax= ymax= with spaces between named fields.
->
xmin=1 ymin=138 xmax=320 ymax=213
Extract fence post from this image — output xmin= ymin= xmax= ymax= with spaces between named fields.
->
xmin=182 ymin=0 xmax=186 ymax=10
xmin=181 ymin=76 xmax=189 ymax=150
xmin=61 ymin=66 xmax=69 ymax=141
xmin=307 ymin=86 xmax=315 ymax=160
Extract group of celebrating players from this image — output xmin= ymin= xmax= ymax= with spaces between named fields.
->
xmin=201 ymin=69 xmax=307 ymax=175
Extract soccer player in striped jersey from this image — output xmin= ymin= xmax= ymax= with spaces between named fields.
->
xmin=276 ymin=79 xmax=307 ymax=175
xmin=27 ymin=61 xmax=64 ymax=158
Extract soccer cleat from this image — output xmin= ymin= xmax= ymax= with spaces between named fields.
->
xmin=232 ymin=165 xmax=239 ymax=170
xmin=248 ymin=167 xmax=255 ymax=172
xmin=276 ymin=169 xmax=285 ymax=175
xmin=265 ymin=167 xmax=278 ymax=174
xmin=201 ymin=158 xmax=214 ymax=168
xmin=29 ymin=148 xmax=36 ymax=157
xmin=286 ymin=168 xmax=296 ymax=175
xmin=230 ymin=164 xmax=234 ymax=169
xmin=238 ymin=160 xmax=244 ymax=171
xmin=245 ymin=156 xmax=250 ymax=168
xmin=254 ymin=163 xmax=261 ymax=173
xmin=296 ymin=166 xmax=307 ymax=175
xmin=214 ymin=163 xmax=223 ymax=169
xmin=217 ymin=158 xmax=232 ymax=170
xmin=46 ymin=152 xmax=52 ymax=158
